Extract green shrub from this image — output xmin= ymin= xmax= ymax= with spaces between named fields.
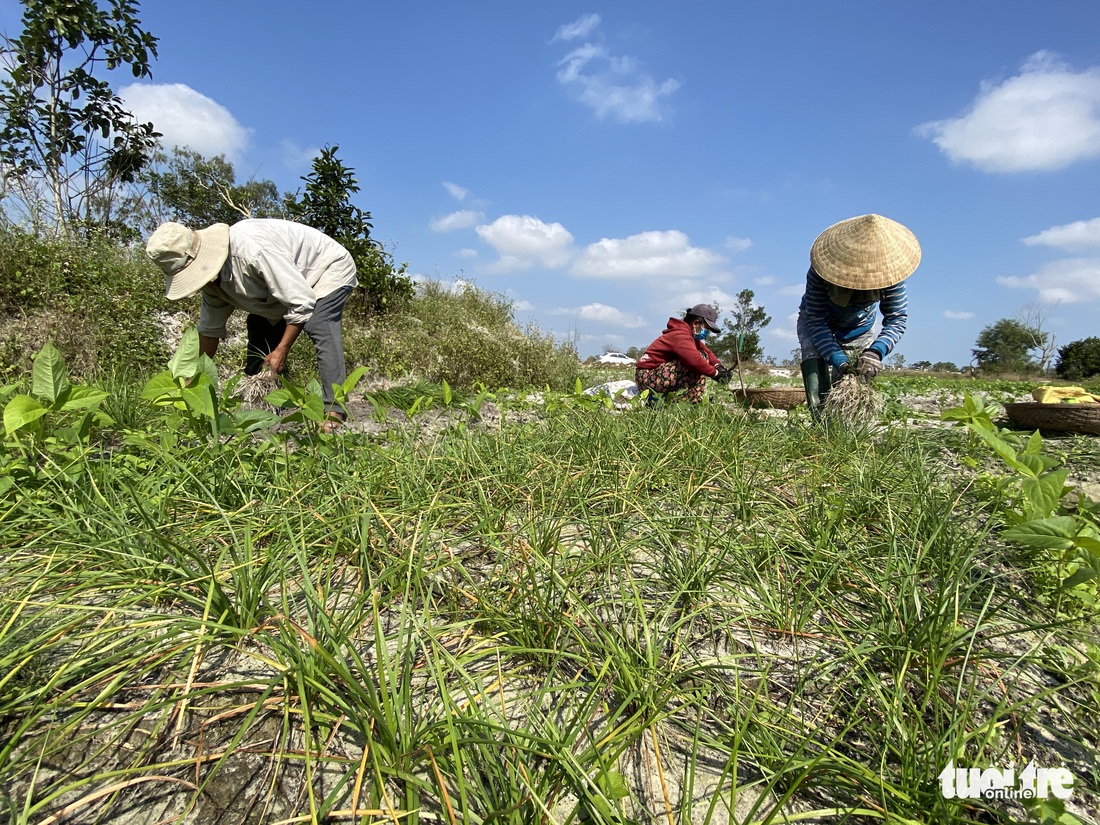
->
xmin=346 ymin=279 xmax=580 ymax=391
xmin=1056 ymin=337 xmax=1100 ymax=381
xmin=0 ymin=226 xmax=171 ymax=378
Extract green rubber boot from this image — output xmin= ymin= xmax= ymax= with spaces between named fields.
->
xmin=800 ymin=358 xmax=832 ymax=422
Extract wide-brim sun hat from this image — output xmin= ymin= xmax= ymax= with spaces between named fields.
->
xmin=146 ymin=222 xmax=230 ymax=300
xmin=810 ymin=214 xmax=921 ymax=290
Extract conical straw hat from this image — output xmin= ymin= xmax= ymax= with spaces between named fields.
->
xmin=810 ymin=214 xmax=921 ymax=290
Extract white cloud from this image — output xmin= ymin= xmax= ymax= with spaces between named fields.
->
xmin=454 ymin=248 xmax=478 ymax=259
xmin=674 ymin=288 xmax=737 ymax=313
xmin=916 ymin=51 xmax=1100 ymax=173
xmin=1023 ymin=217 xmax=1100 ymax=251
xmin=779 ymin=283 xmax=806 ymax=297
xmin=119 ymin=83 xmax=251 ymax=164
xmin=725 ymin=236 xmax=753 ymax=253
xmin=475 ymin=214 xmax=575 ymax=272
xmin=753 ymin=275 xmax=776 ymax=286
xmin=552 ymin=18 xmax=680 ymax=123
xmin=943 ymin=310 xmax=976 ymax=320
xmin=552 ymin=302 xmax=647 ymax=328
xmin=769 ymin=326 xmax=798 ymax=342
xmin=511 ymin=297 xmax=534 ymax=311
xmin=430 ymin=210 xmax=485 ymax=232
xmin=442 ymin=181 xmax=470 ymax=201
xmin=552 ymin=14 xmax=601 ymax=43
xmin=278 ymin=139 xmax=322 ymax=171
xmin=572 ymin=229 xmax=724 ymax=280
xmin=998 ymin=258 xmax=1100 ymax=303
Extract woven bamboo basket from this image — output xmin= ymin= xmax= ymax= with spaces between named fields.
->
xmin=733 ymin=387 xmax=806 ymax=410
xmin=1003 ymin=402 xmax=1100 ymax=435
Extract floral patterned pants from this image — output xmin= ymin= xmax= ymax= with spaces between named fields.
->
xmin=634 ymin=361 xmax=707 ymax=403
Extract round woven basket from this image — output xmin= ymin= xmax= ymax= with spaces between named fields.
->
xmin=733 ymin=387 xmax=806 ymax=410
xmin=1003 ymin=402 xmax=1100 ymax=436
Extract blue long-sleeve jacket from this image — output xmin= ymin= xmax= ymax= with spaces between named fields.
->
xmin=798 ymin=267 xmax=908 ymax=369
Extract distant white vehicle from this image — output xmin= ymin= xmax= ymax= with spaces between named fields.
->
xmin=597 ymin=352 xmax=636 ymax=365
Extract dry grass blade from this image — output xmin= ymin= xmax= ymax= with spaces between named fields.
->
xmin=37 ymin=776 xmax=199 ymax=825
xmin=235 ymin=370 xmax=280 ymax=404
xmin=825 ymin=374 xmax=884 ymax=422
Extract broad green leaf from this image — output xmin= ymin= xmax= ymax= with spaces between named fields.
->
xmin=1022 ymin=429 xmax=1044 ymax=455
xmin=301 ymin=394 xmax=326 ymax=422
xmin=266 ymin=386 xmax=303 ymax=407
xmin=1021 ymin=469 xmax=1069 ymax=520
xmin=181 ymin=382 xmax=217 ymax=420
xmin=233 ymin=410 xmax=281 ymax=432
xmin=1003 ymin=516 xmax=1078 ymax=550
xmin=31 ymin=342 xmax=69 ymax=404
xmin=1073 ymin=535 xmax=1100 ymax=553
xmin=198 ymin=353 xmax=219 ymax=388
xmin=1014 ymin=452 xmax=1045 ymax=478
xmin=141 ymin=370 xmax=179 ymax=401
xmin=4 ymin=395 xmax=48 ymax=436
xmin=443 ymin=379 xmax=452 ymax=406
xmin=342 ymin=366 xmax=367 ymax=394
xmin=1062 ymin=567 xmax=1098 ymax=589
xmin=595 ymin=769 xmax=630 ymax=800
xmin=970 ymin=425 xmax=1027 ymax=472
xmin=59 ymin=385 xmax=108 ymax=411
xmin=169 ymin=327 xmax=202 ymax=379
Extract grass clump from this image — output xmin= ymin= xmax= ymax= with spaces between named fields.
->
xmin=348 ymin=279 xmax=580 ymax=392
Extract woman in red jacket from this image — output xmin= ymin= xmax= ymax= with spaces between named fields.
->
xmin=635 ymin=303 xmax=731 ymax=403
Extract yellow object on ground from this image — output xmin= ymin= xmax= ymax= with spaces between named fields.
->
xmin=1031 ymin=386 xmax=1100 ymax=404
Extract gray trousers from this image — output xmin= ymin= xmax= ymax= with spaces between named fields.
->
xmin=245 ymin=285 xmax=353 ymax=414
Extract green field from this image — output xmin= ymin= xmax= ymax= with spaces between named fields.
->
xmin=1 ymin=347 xmax=1097 ymax=824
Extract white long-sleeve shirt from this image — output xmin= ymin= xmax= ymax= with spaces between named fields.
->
xmin=197 ymin=219 xmax=358 ymax=338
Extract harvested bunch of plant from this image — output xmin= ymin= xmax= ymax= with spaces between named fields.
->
xmin=234 ymin=369 xmax=279 ymax=404
xmin=826 ymin=373 xmax=884 ymax=422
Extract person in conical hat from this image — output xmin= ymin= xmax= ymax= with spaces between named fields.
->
xmin=145 ymin=219 xmax=359 ymax=433
xmin=795 ymin=214 xmax=920 ymax=419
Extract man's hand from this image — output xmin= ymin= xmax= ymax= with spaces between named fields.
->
xmin=858 ymin=350 xmax=882 ymax=380
xmin=263 ymin=346 xmax=289 ymax=375
xmin=263 ymin=323 xmax=304 ymax=375
xmin=714 ymin=364 xmax=733 ymax=383
xmin=835 ymin=358 xmax=850 ymax=377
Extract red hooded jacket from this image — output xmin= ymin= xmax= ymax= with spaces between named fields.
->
xmin=635 ymin=317 xmax=721 ymax=377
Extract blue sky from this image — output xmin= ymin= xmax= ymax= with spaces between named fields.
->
xmin=3 ymin=1 xmax=1099 ymax=365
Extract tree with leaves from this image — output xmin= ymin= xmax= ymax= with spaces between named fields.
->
xmin=283 ymin=145 xmax=412 ymax=313
xmin=139 ymin=147 xmax=283 ymax=232
xmin=709 ymin=289 xmax=771 ymax=363
xmin=1055 ymin=337 xmax=1100 ymax=381
xmin=0 ymin=0 xmax=160 ymax=233
xmin=972 ymin=318 xmax=1044 ymax=373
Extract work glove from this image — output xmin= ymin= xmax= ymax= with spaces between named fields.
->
xmin=714 ymin=364 xmax=733 ymax=383
xmin=834 ymin=358 xmax=851 ymax=379
xmin=858 ymin=350 xmax=882 ymax=380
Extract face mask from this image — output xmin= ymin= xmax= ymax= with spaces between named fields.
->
xmin=693 ymin=329 xmax=709 ymax=341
